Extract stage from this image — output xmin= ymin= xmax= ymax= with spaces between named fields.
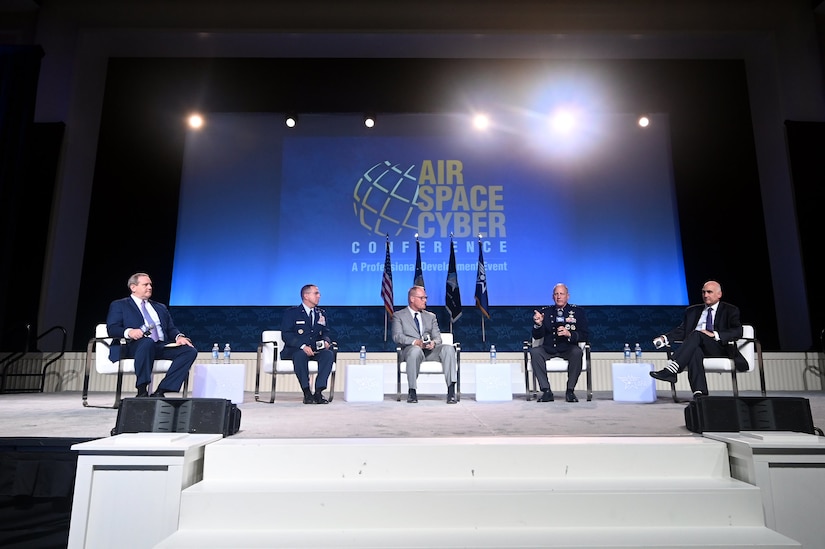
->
xmin=2 ymin=390 xmax=824 ymax=439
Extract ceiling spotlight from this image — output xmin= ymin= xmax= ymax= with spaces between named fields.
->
xmin=364 ymin=114 xmax=375 ymax=128
xmin=473 ymin=114 xmax=490 ymax=130
xmin=638 ymin=116 xmax=650 ymax=128
xmin=285 ymin=114 xmax=297 ymax=128
xmin=187 ymin=113 xmax=204 ymax=129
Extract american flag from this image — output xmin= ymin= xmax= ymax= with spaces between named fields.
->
xmin=381 ymin=237 xmax=394 ymax=317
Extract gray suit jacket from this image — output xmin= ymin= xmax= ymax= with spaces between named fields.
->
xmin=392 ymin=307 xmax=442 ymax=347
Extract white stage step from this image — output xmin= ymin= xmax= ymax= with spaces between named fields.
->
xmin=156 ymin=436 xmax=800 ymax=548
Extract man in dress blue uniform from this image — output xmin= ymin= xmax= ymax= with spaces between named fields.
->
xmin=529 ymin=282 xmax=589 ymax=403
xmin=280 ymin=284 xmax=334 ymax=404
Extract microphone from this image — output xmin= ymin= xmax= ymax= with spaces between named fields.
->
xmin=140 ymin=323 xmax=155 ymax=337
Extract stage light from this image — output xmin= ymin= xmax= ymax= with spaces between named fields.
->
xmin=473 ymin=114 xmax=490 ymax=130
xmin=551 ymin=110 xmax=575 ymax=133
xmin=187 ymin=113 xmax=204 ymax=129
xmin=364 ymin=114 xmax=375 ymax=128
xmin=285 ymin=114 xmax=297 ymax=128
xmin=638 ymin=115 xmax=650 ymax=128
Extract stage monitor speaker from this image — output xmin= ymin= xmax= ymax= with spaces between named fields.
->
xmin=112 ymin=398 xmax=241 ymax=437
xmin=685 ymin=396 xmax=814 ymax=434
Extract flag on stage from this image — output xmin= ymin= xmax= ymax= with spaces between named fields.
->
xmin=445 ymin=239 xmax=462 ymax=322
xmin=475 ymin=241 xmax=490 ymax=319
xmin=381 ymin=237 xmax=394 ymax=317
xmin=413 ymin=238 xmax=425 ymax=288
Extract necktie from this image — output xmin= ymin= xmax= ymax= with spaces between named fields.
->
xmin=706 ymin=307 xmax=714 ymax=331
xmin=414 ymin=312 xmax=422 ymax=337
xmin=140 ymin=300 xmax=159 ymax=341
xmin=310 ymin=308 xmax=315 ymax=326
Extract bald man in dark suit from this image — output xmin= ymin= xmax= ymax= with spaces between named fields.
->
xmin=650 ymin=280 xmax=746 ymax=397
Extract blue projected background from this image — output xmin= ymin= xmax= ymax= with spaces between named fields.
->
xmin=171 ymin=113 xmax=687 ymax=306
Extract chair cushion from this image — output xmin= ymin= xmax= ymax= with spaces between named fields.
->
xmin=93 ymin=324 xmax=173 ymax=374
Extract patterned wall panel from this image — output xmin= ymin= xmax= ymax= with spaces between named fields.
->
xmin=171 ymin=305 xmax=685 ymax=354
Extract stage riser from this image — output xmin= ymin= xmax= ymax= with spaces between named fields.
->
xmin=156 ymin=526 xmax=799 ymax=549
xmin=178 ymin=482 xmax=764 ymax=529
xmin=202 ymin=437 xmax=731 ymax=481
xmin=155 ymin=436 xmax=800 ymax=548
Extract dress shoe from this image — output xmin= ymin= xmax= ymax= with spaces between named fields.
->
xmin=446 ymin=383 xmax=457 ymax=404
xmin=302 ymin=390 xmax=315 ymax=404
xmin=136 ymin=386 xmax=149 ymax=398
xmin=314 ymin=392 xmax=329 ymax=404
xmin=407 ymin=389 xmax=418 ymax=403
xmin=565 ymin=390 xmax=579 ymax=403
xmin=150 ymin=389 xmax=166 ymax=398
xmin=537 ymin=390 xmax=554 ymax=402
xmin=650 ymin=369 xmax=677 ymax=383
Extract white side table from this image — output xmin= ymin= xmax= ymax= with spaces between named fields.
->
xmin=192 ymin=363 xmax=245 ymax=404
xmin=475 ymin=362 xmax=514 ymax=401
xmin=704 ymin=431 xmax=825 ymax=548
xmin=345 ymin=363 xmax=384 ymax=402
xmin=611 ymin=362 xmax=657 ymax=403
xmin=68 ymin=433 xmax=222 ymax=549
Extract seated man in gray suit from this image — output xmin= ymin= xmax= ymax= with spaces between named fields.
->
xmin=392 ymin=285 xmax=458 ymax=404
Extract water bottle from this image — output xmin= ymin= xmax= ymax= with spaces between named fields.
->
xmin=359 ymin=345 xmax=367 ymax=365
xmin=623 ymin=343 xmax=631 ymax=363
xmin=212 ymin=343 xmax=219 ymax=363
xmin=634 ymin=343 xmax=642 ymax=363
xmin=223 ymin=343 xmax=231 ymax=364
xmin=490 ymin=344 xmax=497 ymax=364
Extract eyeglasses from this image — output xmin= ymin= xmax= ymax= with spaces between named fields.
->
xmin=413 ymin=295 xmax=428 ymax=300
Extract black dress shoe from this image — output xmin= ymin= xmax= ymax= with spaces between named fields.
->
xmin=565 ymin=390 xmax=579 ymax=403
xmin=136 ymin=388 xmax=149 ymax=398
xmin=650 ymin=369 xmax=678 ymax=383
xmin=314 ymin=392 xmax=329 ymax=404
xmin=537 ymin=390 xmax=554 ymax=402
xmin=150 ymin=389 xmax=166 ymax=398
xmin=303 ymin=391 xmax=315 ymax=404
xmin=407 ymin=389 xmax=418 ymax=403
xmin=446 ymin=393 xmax=457 ymax=404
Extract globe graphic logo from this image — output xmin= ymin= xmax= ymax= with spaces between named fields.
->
xmin=353 ymin=160 xmax=421 ymax=236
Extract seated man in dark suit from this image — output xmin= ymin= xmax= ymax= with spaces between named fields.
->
xmin=650 ymin=280 xmax=747 ymax=398
xmin=106 ymin=272 xmax=197 ymax=397
xmin=280 ymin=284 xmax=334 ymax=404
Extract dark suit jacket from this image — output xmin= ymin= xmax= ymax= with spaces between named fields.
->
xmin=280 ymin=305 xmax=332 ymax=359
xmin=667 ymin=301 xmax=747 ymax=371
xmin=106 ymin=297 xmax=184 ymax=361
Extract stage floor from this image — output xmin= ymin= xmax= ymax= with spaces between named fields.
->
xmin=2 ymin=390 xmax=825 ymax=439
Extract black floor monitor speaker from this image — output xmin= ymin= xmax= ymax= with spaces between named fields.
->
xmin=113 ymin=398 xmax=241 ymax=437
xmin=685 ymin=396 xmax=814 ymax=434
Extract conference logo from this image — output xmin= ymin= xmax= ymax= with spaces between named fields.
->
xmin=352 ymin=159 xmax=506 ymax=238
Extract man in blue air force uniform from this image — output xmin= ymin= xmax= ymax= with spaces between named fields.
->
xmin=529 ymin=282 xmax=589 ymax=403
xmin=280 ymin=284 xmax=334 ymax=404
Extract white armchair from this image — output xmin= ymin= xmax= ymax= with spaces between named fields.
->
xmin=522 ymin=338 xmax=592 ymax=401
xmin=83 ymin=323 xmax=186 ymax=409
xmin=255 ymin=330 xmax=338 ymax=403
xmin=663 ymin=324 xmax=765 ymax=402
xmin=396 ymin=332 xmax=461 ymax=401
